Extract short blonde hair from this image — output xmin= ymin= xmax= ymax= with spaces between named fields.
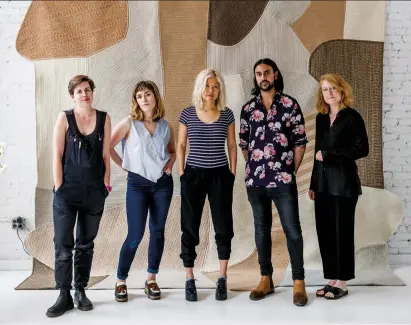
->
xmin=130 ymin=81 xmax=165 ymax=121
xmin=192 ymin=69 xmax=226 ymax=111
xmin=316 ymin=74 xmax=354 ymax=114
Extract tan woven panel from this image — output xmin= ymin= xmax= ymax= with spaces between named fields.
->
xmin=16 ymin=258 xmax=108 ymax=290
xmin=296 ymin=108 xmax=317 ymax=195
xmin=292 ymin=1 xmax=346 ymax=53
xmin=34 ymin=188 xmax=53 ymax=227
xmin=16 ymin=1 xmax=128 ymax=60
xmin=159 ymin=0 xmax=209 ymax=135
xmin=207 ymin=0 xmax=268 ymax=46
xmin=344 ymin=1 xmax=385 ymax=42
xmin=309 ymin=40 xmax=384 ymax=188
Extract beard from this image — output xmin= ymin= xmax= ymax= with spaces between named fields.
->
xmin=259 ymin=80 xmax=275 ymax=92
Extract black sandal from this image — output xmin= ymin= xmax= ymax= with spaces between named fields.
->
xmin=324 ymin=286 xmax=348 ymax=300
xmin=316 ymin=284 xmax=332 ymax=297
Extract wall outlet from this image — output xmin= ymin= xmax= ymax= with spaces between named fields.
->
xmin=11 ymin=217 xmax=26 ymax=230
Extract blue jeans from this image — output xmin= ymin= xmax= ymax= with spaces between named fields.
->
xmin=117 ymin=172 xmax=173 ymax=280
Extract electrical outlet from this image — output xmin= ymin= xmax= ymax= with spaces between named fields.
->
xmin=11 ymin=217 xmax=26 ymax=230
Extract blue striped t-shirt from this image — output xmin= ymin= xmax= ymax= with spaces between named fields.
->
xmin=179 ymin=106 xmax=235 ymax=168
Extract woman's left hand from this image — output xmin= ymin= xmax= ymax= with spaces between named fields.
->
xmin=315 ymin=151 xmax=323 ymax=161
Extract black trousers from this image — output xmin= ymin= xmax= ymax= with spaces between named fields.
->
xmin=247 ymin=183 xmax=304 ymax=280
xmin=314 ymin=192 xmax=358 ymax=281
xmin=180 ymin=164 xmax=235 ymax=267
xmin=53 ymin=180 xmax=107 ymax=290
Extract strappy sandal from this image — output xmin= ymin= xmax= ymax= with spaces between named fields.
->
xmin=324 ymin=286 xmax=348 ymax=300
xmin=316 ymin=284 xmax=332 ymax=297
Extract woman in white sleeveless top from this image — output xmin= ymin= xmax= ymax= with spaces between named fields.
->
xmin=109 ymin=81 xmax=176 ymax=302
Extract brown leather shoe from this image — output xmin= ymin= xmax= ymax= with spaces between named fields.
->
xmin=115 ymin=282 xmax=128 ymax=302
xmin=145 ymin=280 xmax=161 ymax=300
xmin=293 ymin=280 xmax=308 ymax=306
xmin=249 ymin=276 xmax=274 ymax=300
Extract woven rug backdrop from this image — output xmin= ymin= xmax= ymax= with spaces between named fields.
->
xmin=15 ymin=0 xmax=404 ymax=290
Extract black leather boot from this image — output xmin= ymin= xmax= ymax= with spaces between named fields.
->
xmin=185 ymin=279 xmax=198 ymax=302
xmin=46 ymin=289 xmax=74 ymax=318
xmin=215 ymin=277 xmax=227 ymax=301
xmin=74 ymin=286 xmax=93 ymax=311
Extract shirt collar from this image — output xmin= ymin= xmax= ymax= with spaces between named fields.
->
xmin=256 ymin=91 xmax=282 ymax=104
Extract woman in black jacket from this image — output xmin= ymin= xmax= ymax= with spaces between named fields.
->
xmin=309 ymin=73 xmax=369 ymax=300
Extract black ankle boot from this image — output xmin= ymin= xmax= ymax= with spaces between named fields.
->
xmin=74 ymin=286 xmax=93 ymax=311
xmin=46 ymin=289 xmax=74 ymax=318
xmin=185 ymin=279 xmax=197 ymax=302
xmin=215 ymin=277 xmax=227 ymax=301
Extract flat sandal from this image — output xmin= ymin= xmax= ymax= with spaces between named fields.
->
xmin=316 ymin=284 xmax=333 ymax=297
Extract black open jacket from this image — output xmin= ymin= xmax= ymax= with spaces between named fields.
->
xmin=309 ymin=107 xmax=369 ymax=198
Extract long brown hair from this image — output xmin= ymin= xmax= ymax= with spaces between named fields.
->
xmin=130 ymin=81 xmax=165 ymax=121
xmin=316 ymin=74 xmax=354 ymax=114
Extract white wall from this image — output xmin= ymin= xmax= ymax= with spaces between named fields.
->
xmin=0 ymin=0 xmax=411 ymax=270
xmin=383 ymin=1 xmax=411 ymax=265
xmin=0 ymin=1 xmax=35 ymax=270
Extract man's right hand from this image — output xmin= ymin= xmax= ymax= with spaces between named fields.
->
xmin=308 ymin=190 xmax=315 ymax=200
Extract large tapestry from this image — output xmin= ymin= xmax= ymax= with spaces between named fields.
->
xmin=15 ymin=1 xmax=404 ymax=290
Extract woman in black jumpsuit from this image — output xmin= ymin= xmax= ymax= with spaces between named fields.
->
xmin=46 ymin=75 xmax=112 ymax=317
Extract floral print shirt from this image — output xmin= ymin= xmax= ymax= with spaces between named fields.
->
xmin=239 ymin=92 xmax=308 ymax=188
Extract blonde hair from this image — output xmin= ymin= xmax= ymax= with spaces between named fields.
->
xmin=192 ymin=69 xmax=226 ymax=111
xmin=316 ymin=74 xmax=354 ymax=114
xmin=130 ymin=81 xmax=165 ymax=121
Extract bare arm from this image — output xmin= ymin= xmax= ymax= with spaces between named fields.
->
xmin=176 ymin=122 xmax=188 ymax=176
xmin=227 ymin=123 xmax=237 ymax=175
xmin=52 ymin=112 xmax=67 ymax=190
xmin=294 ymin=145 xmax=306 ymax=173
xmin=239 ymin=104 xmax=250 ymax=162
xmin=164 ymin=122 xmax=177 ymax=174
xmin=110 ymin=117 xmax=131 ymax=169
xmin=103 ymin=114 xmax=112 ymax=186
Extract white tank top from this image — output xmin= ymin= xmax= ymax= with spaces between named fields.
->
xmin=122 ymin=118 xmax=170 ymax=182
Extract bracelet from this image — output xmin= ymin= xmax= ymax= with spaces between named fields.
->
xmin=106 ymin=185 xmax=112 ymax=192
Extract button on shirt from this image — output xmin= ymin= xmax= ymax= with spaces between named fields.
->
xmin=238 ymin=92 xmax=308 ymax=188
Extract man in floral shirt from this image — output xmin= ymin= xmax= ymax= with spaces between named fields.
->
xmin=239 ymin=58 xmax=308 ymax=306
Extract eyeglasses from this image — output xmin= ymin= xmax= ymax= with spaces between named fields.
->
xmin=321 ymin=86 xmax=338 ymax=94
